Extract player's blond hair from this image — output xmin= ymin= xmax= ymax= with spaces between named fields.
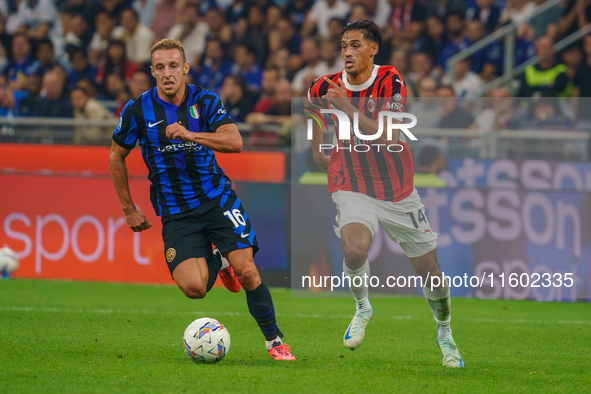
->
xmin=150 ymin=38 xmax=186 ymax=62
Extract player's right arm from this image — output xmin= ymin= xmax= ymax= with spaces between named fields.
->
xmin=308 ymin=78 xmax=330 ymax=172
xmin=109 ymin=101 xmax=152 ymax=232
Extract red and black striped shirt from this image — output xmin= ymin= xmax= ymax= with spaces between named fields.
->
xmin=308 ymin=65 xmax=414 ymax=202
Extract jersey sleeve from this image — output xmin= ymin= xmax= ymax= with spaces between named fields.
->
xmin=307 ymin=76 xmax=332 ymax=108
xmin=200 ymin=90 xmax=235 ymax=132
xmin=112 ymin=99 xmax=138 ymax=150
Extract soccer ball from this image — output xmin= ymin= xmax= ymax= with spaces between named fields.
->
xmin=0 ymin=247 xmax=19 ymax=274
xmin=183 ymin=317 xmax=231 ymax=363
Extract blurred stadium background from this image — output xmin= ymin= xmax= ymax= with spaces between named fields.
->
xmin=0 ymin=0 xmax=590 ymax=300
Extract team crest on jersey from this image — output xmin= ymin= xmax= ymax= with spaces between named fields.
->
xmin=166 ymin=248 xmax=176 ymax=263
xmin=189 ymin=104 xmax=200 ymax=119
xmin=367 ymin=98 xmax=375 ymax=113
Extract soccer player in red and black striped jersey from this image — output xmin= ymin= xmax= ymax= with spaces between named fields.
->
xmin=308 ymin=20 xmax=463 ymax=367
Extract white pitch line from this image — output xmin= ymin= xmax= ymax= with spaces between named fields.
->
xmin=0 ymin=306 xmax=590 ymax=326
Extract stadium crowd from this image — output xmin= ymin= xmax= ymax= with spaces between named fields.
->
xmin=1 ymin=0 xmax=591 ymax=146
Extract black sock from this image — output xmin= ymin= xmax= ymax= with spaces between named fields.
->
xmin=206 ymin=258 xmax=221 ymax=292
xmin=245 ymin=282 xmax=279 ymax=341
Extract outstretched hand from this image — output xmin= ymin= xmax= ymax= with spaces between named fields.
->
xmin=322 ymin=77 xmax=350 ymax=110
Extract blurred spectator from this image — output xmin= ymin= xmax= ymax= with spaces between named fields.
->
xmin=407 ymin=52 xmax=436 ymax=93
xmin=204 ymin=7 xmax=233 ymax=46
xmin=574 ymin=35 xmax=591 ymax=98
xmin=302 ymin=0 xmax=350 ymax=38
xmin=348 ymin=3 xmax=371 ymax=24
xmin=241 ymin=5 xmax=270 ymax=66
xmin=276 ymin=18 xmax=303 ymax=55
xmin=31 ymin=39 xmax=59 ymax=76
xmin=77 ymin=77 xmax=99 ymax=100
xmin=23 ymin=72 xmax=42 ymax=99
xmin=194 ymin=39 xmax=233 ymax=93
xmin=266 ymin=5 xmax=283 ymax=30
xmin=292 ymin=38 xmax=329 ymax=96
xmin=520 ymin=97 xmax=574 ymax=129
xmin=320 ymin=39 xmax=344 ymax=74
xmin=96 ymin=40 xmax=138 ymax=85
xmin=105 ymin=73 xmax=129 ymax=112
xmin=246 ymin=78 xmax=292 ymax=147
xmin=327 ymin=17 xmax=346 ymax=43
xmin=266 ymin=47 xmax=292 ymax=79
xmin=8 ymin=0 xmax=65 ymax=58
xmin=134 ymin=0 xmax=158 ymax=29
xmin=436 ymin=85 xmax=474 ymax=128
xmin=425 ymin=0 xmax=465 ymax=20
xmin=64 ymin=12 xmax=93 ymax=55
xmin=68 ymin=48 xmax=99 ymax=87
xmin=33 ymin=71 xmax=72 ymax=117
xmin=112 ymin=7 xmax=155 ymax=64
xmin=254 ymin=67 xmax=279 ymax=113
xmin=387 ymin=0 xmax=428 ymax=46
xmin=128 ymin=70 xmax=151 ymax=97
xmin=219 ymin=75 xmax=257 ymax=122
xmin=414 ymin=145 xmax=447 ymax=188
xmin=561 ymin=45 xmax=583 ymax=89
xmin=500 ymin=0 xmax=537 ymax=26
xmin=233 ymin=43 xmax=263 ymax=91
xmin=471 ymin=87 xmax=526 ymax=132
xmin=71 ymin=86 xmax=113 ymax=144
xmin=458 ymin=20 xmax=501 ymax=81
xmin=441 ymin=56 xmax=483 ymax=98
xmin=0 ymin=85 xmax=32 ymax=117
xmin=558 ymin=0 xmax=591 ymax=38
xmin=89 ymin=11 xmax=117 ymax=66
xmin=436 ymin=11 xmax=465 ymax=69
xmin=414 ymin=16 xmax=447 ymax=68
xmin=465 ymin=0 xmax=501 ymax=34
xmin=515 ymin=23 xmax=536 ymax=66
xmin=168 ymin=2 xmax=209 ymax=65
xmin=152 ymin=0 xmax=178 ymax=38
xmin=284 ymin=0 xmax=314 ymax=30
xmin=4 ymin=33 xmax=35 ymax=90
xmin=389 ymin=48 xmax=410 ymax=75
xmin=518 ymin=36 xmax=570 ymax=97
xmin=409 ymin=76 xmax=441 ymax=127
xmin=0 ymin=12 xmax=11 ymax=72
xmin=359 ymin=0 xmax=391 ymax=29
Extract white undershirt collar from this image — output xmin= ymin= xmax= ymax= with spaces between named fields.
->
xmin=341 ymin=65 xmax=380 ymax=92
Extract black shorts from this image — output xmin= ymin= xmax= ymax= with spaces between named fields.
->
xmin=161 ymin=188 xmax=259 ymax=277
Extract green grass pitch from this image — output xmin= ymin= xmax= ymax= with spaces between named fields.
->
xmin=1 ymin=279 xmax=590 ymax=393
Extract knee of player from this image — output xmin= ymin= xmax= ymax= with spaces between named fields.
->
xmin=342 ymin=244 xmax=367 ymax=265
xmin=179 ymin=284 xmax=207 ymax=299
xmin=236 ymin=267 xmax=260 ymax=286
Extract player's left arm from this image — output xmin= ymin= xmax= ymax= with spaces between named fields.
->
xmin=166 ymin=90 xmax=242 ymax=153
xmin=323 ymin=77 xmax=404 ymax=145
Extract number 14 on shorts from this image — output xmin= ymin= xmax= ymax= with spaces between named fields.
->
xmin=406 ymin=209 xmax=427 ymax=229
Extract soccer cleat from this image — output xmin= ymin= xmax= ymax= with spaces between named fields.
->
xmin=214 ymin=248 xmax=241 ymax=293
xmin=268 ymin=343 xmax=296 ymax=360
xmin=437 ymin=338 xmax=464 ymax=368
xmin=343 ymin=307 xmax=373 ymax=350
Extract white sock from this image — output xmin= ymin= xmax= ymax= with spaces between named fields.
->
xmin=343 ymin=259 xmax=371 ymax=311
xmin=265 ymin=336 xmax=282 ymax=350
xmin=423 ymin=278 xmax=451 ymax=327
xmin=437 ymin=323 xmax=452 ymax=340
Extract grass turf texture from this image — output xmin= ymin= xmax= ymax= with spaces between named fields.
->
xmin=1 ymin=279 xmax=590 ymax=394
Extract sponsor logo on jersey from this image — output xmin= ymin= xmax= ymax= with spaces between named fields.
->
xmin=156 ymin=141 xmax=204 ymax=153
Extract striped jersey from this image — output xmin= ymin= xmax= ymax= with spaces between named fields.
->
xmin=112 ymin=84 xmax=234 ymax=217
xmin=308 ymin=65 xmax=414 ymax=202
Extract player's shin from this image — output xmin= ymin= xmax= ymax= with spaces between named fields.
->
xmin=343 ymin=259 xmax=371 ymax=311
xmin=245 ymin=282 xmax=281 ymax=348
xmin=422 ymin=279 xmax=452 ymax=340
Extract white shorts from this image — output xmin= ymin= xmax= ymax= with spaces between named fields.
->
xmin=332 ymin=188 xmax=438 ymax=258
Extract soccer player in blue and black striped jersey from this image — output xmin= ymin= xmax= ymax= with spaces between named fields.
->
xmin=109 ymin=39 xmax=295 ymax=361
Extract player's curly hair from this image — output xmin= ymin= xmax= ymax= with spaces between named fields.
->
xmin=342 ymin=20 xmax=384 ymax=48
xmin=150 ymin=38 xmax=186 ymax=62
